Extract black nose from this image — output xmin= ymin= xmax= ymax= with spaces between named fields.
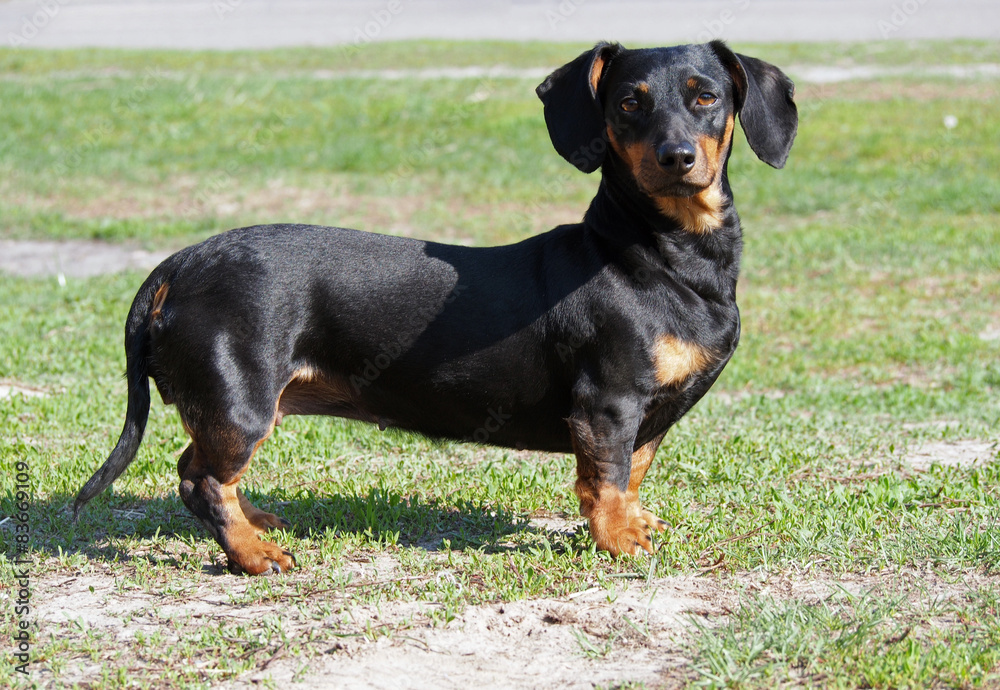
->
xmin=656 ymin=142 xmax=697 ymax=174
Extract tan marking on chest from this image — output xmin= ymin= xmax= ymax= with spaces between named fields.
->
xmin=653 ymin=335 xmax=713 ymax=387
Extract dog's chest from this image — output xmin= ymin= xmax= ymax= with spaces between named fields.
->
xmin=650 ymin=334 xmax=719 ymax=389
xmin=633 ymin=331 xmax=733 ymax=442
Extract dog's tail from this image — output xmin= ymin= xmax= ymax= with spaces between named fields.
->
xmin=73 ymin=273 xmax=168 ymax=518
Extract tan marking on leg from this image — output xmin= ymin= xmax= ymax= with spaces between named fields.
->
xmin=626 ymin=436 xmax=669 ymax=534
xmin=569 ymin=416 xmax=668 ymax=557
xmin=653 ymin=335 xmax=713 ymax=387
xmin=570 ymin=424 xmax=658 ymax=557
xmin=238 ymin=489 xmax=290 ymax=534
xmin=578 ymin=483 xmax=657 ymax=556
xmin=217 ymin=479 xmax=296 ymax=575
xmin=278 ymin=366 xmax=354 ymax=419
xmin=232 ymin=424 xmax=289 ymax=534
xmin=582 ymin=483 xmax=631 ymax=552
xmin=627 ymin=440 xmax=657 ymax=497
xmin=178 ymin=427 xmax=295 ymax=575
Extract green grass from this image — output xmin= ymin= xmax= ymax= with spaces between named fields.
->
xmin=1 ymin=39 xmax=999 ymax=688
xmin=691 ymin=585 xmax=1000 ymax=687
xmin=1 ymin=38 xmax=998 ymax=75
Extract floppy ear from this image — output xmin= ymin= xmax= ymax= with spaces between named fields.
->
xmin=709 ymin=41 xmax=798 ymax=169
xmin=536 ymin=42 xmax=624 ymax=173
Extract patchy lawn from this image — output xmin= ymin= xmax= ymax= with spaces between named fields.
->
xmin=2 ymin=39 xmax=999 ymax=688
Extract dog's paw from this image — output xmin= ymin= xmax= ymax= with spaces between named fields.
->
xmin=636 ymin=508 xmax=669 ymax=534
xmin=249 ymin=511 xmax=292 ymax=533
xmin=611 ymin=517 xmax=657 ymax=556
xmin=228 ymin=539 xmax=297 ymax=576
xmin=589 ymin=510 xmax=661 ymax=556
xmin=581 ymin=484 xmax=668 ymax=556
xmin=237 ymin=491 xmax=292 ymax=534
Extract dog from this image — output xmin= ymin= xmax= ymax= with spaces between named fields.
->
xmin=75 ymin=41 xmax=797 ymax=575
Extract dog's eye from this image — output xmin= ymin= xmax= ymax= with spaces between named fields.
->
xmin=620 ymin=98 xmax=640 ymax=113
xmin=696 ymin=93 xmax=718 ymax=106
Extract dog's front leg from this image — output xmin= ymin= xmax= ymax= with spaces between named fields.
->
xmin=568 ymin=404 xmax=666 ymax=556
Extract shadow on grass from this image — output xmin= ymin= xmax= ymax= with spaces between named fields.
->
xmin=3 ymin=487 xmax=583 ymax=573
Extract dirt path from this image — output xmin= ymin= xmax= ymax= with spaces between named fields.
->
xmin=32 ymin=558 xmax=1000 ymax=688
xmin=0 ymin=239 xmax=171 ymax=279
xmin=31 ymin=559 xmax=730 ymax=689
xmin=221 ymin=578 xmax=725 ymax=689
xmin=2 ymin=0 xmax=998 ymax=49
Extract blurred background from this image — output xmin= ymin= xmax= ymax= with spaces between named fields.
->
xmin=2 ymin=0 xmax=999 ymax=48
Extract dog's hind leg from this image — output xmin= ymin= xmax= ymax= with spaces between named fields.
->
xmin=176 ymin=418 xmax=295 ymax=575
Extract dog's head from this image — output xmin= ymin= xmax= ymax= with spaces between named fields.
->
xmin=536 ymin=42 xmax=797 ymax=230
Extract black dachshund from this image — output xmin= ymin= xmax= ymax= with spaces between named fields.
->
xmin=76 ymin=41 xmax=797 ymax=574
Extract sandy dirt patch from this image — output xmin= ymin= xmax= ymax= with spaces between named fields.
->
xmin=904 ymin=440 xmax=998 ymax=471
xmin=234 ymin=581 xmax=723 ymax=690
xmin=23 ymin=495 xmax=1000 ymax=688
xmin=30 ymin=567 xmax=732 ymax=690
xmin=0 ymin=239 xmax=172 ymax=279
xmin=0 ymin=382 xmax=48 ymax=400
xmin=29 ymin=559 xmax=999 ymax=689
